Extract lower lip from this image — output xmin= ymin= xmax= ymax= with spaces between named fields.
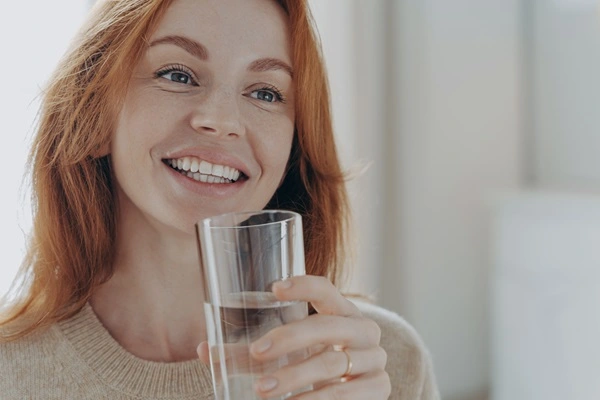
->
xmin=164 ymin=163 xmax=246 ymax=196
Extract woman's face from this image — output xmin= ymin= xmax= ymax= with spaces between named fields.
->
xmin=111 ymin=0 xmax=295 ymax=235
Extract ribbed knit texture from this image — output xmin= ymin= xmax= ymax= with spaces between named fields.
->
xmin=0 ymin=301 xmax=439 ymax=399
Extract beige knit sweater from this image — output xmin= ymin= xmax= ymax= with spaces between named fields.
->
xmin=0 ymin=301 xmax=439 ymax=399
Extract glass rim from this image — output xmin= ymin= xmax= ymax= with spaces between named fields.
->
xmin=198 ymin=209 xmax=301 ymax=230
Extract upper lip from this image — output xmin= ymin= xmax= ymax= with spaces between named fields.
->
xmin=162 ymin=148 xmax=251 ymax=178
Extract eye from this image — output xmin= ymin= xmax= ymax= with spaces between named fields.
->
xmin=249 ymin=87 xmax=284 ymax=103
xmin=155 ymin=65 xmax=197 ymax=86
xmin=162 ymin=71 xmax=192 ymax=84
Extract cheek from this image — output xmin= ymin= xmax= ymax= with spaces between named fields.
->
xmin=262 ymin=126 xmax=294 ymax=176
xmin=252 ymin=112 xmax=295 ymax=169
xmin=112 ymin=93 xmax=169 ymax=156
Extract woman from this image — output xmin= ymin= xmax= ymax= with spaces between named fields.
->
xmin=0 ymin=0 xmax=439 ymax=399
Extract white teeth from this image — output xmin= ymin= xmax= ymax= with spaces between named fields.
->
xmin=190 ymin=159 xmax=199 ymax=173
xmin=175 ymin=168 xmax=234 ymax=184
xmin=182 ymin=157 xmax=191 ymax=171
xmin=212 ymin=164 xmax=224 ymax=177
xmin=199 ymin=160 xmax=212 ymax=174
xmin=168 ymin=156 xmax=243 ymax=183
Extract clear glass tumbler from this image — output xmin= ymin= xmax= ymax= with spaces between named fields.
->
xmin=196 ymin=210 xmax=310 ymax=400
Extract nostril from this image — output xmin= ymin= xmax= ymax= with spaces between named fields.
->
xmin=190 ymin=112 xmax=244 ymax=137
xmin=199 ymin=125 xmax=217 ymax=133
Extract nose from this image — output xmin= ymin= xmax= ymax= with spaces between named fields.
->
xmin=189 ymin=87 xmax=245 ymax=138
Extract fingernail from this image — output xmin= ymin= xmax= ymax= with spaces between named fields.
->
xmin=258 ymin=376 xmax=278 ymax=392
xmin=276 ymin=279 xmax=292 ymax=289
xmin=251 ymin=338 xmax=272 ymax=354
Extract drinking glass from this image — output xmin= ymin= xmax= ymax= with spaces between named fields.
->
xmin=196 ymin=210 xmax=310 ymax=400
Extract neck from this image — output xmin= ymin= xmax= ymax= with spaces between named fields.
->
xmin=90 ymin=208 xmax=207 ymax=363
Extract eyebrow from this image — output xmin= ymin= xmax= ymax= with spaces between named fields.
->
xmin=149 ymin=35 xmax=293 ymax=78
xmin=248 ymin=58 xmax=293 ymax=79
xmin=149 ymin=35 xmax=209 ymax=60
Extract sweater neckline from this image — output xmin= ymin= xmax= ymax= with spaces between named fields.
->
xmin=57 ymin=303 xmax=213 ymax=398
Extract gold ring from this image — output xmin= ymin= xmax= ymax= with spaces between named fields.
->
xmin=334 ymin=346 xmax=353 ymax=381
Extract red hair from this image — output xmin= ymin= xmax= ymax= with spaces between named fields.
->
xmin=1 ymin=0 xmax=349 ymax=341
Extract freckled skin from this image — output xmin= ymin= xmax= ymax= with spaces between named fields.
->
xmin=111 ymin=0 xmax=295 ymax=236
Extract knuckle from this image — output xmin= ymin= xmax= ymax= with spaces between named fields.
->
xmin=283 ymin=325 xmax=304 ymax=345
xmin=264 ymin=324 xmax=283 ymax=341
xmin=315 ymin=276 xmax=335 ymax=293
xmin=313 ymin=313 xmax=336 ymax=332
xmin=319 ymin=350 xmax=342 ymax=377
xmin=263 ymin=324 xmax=292 ymax=348
xmin=371 ymin=319 xmax=382 ymax=341
xmin=376 ymin=346 xmax=388 ymax=368
xmin=361 ymin=318 xmax=382 ymax=344
xmin=309 ymin=343 xmax=328 ymax=356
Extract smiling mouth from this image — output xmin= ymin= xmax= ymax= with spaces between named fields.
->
xmin=164 ymin=156 xmax=247 ymax=184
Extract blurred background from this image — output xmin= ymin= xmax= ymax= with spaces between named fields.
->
xmin=1 ymin=1 xmax=599 ymax=399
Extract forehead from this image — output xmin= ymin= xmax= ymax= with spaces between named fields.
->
xmin=150 ymin=0 xmax=291 ymax=64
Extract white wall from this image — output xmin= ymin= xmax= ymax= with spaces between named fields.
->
xmin=491 ymin=191 xmax=600 ymax=400
xmin=383 ymin=1 xmax=523 ymax=399
xmin=530 ymin=0 xmax=600 ymax=188
xmin=490 ymin=1 xmax=600 ymax=399
xmin=0 ymin=2 xmax=86 ymax=298
xmin=311 ymin=1 xmax=524 ymax=399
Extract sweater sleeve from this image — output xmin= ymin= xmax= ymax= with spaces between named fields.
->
xmin=352 ymin=300 xmax=441 ymax=400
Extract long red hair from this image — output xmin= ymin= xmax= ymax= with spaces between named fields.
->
xmin=1 ymin=0 xmax=349 ymax=341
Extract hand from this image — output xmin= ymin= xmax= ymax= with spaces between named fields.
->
xmin=248 ymin=275 xmax=391 ymax=399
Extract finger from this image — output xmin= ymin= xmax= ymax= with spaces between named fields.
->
xmin=254 ymin=347 xmax=388 ymax=398
xmin=272 ymin=276 xmax=361 ymax=317
xmin=284 ymin=371 xmax=391 ymax=400
xmin=198 ymin=341 xmax=256 ymax=370
xmin=251 ymin=314 xmax=382 ymax=359
xmin=197 ymin=341 xmax=210 ymax=364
